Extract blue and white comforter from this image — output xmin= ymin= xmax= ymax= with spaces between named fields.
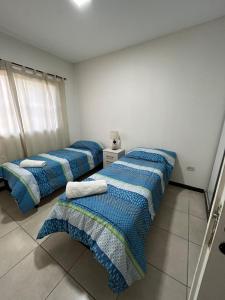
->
xmin=37 ymin=148 xmax=176 ymax=293
xmin=0 ymin=141 xmax=103 ymax=213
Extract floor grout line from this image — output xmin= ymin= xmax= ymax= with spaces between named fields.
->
xmin=0 ymin=190 xmax=60 ymax=227
xmin=0 ymin=192 xmax=99 ymax=299
xmin=167 ymin=204 xmax=207 ymax=222
xmin=0 ymin=247 xmax=35 ymax=280
xmin=3 ymin=206 xmax=40 ymax=225
xmin=152 ymin=224 xmax=189 ymax=242
xmin=0 ymin=225 xmax=19 ymax=240
xmin=66 ymin=248 xmax=88 ymax=273
xmin=189 ymin=213 xmax=207 ymax=222
xmin=160 ymin=204 xmax=188 ymax=215
xmin=44 ymin=258 xmax=98 ymax=300
xmin=148 ymin=263 xmax=188 ymax=287
xmin=17 ymin=225 xmax=97 ymax=300
xmin=188 ymin=239 xmax=202 ymax=247
xmin=160 ymin=201 xmax=189 ymax=214
xmin=0 ymin=187 xmax=207 ymax=299
xmin=44 ymin=272 xmax=68 ymax=300
xmin=17 ymin=210 xmax=98 ymax=300
xmin=187 ymin=286 xmax=190 ymax=300
xmin=42 ymin=246 xmax=95 ymax=300
xmin=60 ymin=269 xmax=98 ymax=300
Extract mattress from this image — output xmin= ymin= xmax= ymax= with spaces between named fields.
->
xmin=37 ymin=147 xmax=176 ymax=293
xmin=0 ymin=140 xmax=103 ymax=213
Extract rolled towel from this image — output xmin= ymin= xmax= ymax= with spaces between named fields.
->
xmin=20 ymin=159 xmax=47 ymax=168
xmin=66 ymin=180 xmax=107 ymax=199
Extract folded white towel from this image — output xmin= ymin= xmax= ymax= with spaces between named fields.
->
xmin=20 ymin=159 xmax=47 ymax=168
xmin=66 ymin=180 xmax=107 ymax=199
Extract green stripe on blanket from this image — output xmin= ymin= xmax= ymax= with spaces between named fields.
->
xmin=57 ymin=199 xmax=145 ymax=278
xmin=2 ymin=165 xmax=37 ymax=205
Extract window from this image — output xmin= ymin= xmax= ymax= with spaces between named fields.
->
xmin=0 ymin=61 xmax=69 ymax=162
xmin=0 ymin=69 xmax=21 ymax=137
xmin=14 ymin=73 xmax=60 ymax=134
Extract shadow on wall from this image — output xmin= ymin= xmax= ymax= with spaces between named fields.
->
xmin=171 ymin=156 xmax=184 ymax=184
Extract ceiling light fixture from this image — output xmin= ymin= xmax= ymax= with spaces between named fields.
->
xmin=72 ymin=0 xmax=92 ymax=8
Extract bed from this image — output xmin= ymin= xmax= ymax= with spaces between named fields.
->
xmin=37 ymin=147 xmax=176 ymax=293
xmin=0 ymin=140 xmax=103 ymax=213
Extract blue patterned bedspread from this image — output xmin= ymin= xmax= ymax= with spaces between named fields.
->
xmin=37 ymin=148 xmax=176 ymax=293
xmin=0 ymin=141 xmax=103 ymax=213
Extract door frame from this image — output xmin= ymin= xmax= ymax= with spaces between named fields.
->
xmin=189 ymin=156 xmax=225 ymax=299
xmin=209 ymin=150 xmax=225 ymax=213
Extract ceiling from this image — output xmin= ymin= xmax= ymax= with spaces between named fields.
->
xmin=0 ymin=0 xmax=224 ymax=63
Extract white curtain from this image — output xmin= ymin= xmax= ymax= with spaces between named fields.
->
xmin=0 ymin=60 xmax=69 ymax=163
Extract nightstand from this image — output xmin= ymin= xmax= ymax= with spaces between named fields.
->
xmin=103 ymin=148 xmax=125 ymax=168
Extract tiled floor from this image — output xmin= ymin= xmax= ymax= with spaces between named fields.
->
xmin=0 ymin=185 xmax=207 ymax=300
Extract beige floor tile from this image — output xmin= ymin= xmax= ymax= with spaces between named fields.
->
xmin=0 ymin=208 xmax=18 ymax=238
xmin=47 ymin=275 xmax=94 ymax=300
xmin=0 ymin=190 xmax=38 ymax=223
xmin=189 ymin=215 xmax=207 ymax=246
xmin=8 ymin=197 xmax=57 ymax=225
xmin=189 ymin=192 xmax=206 ymax=220
xmin=70 ymin=251 xmax=117 ymax=300
xmin=188 ymin=242 xmax=201 ymax=287
xmin=162 ymin=186 xmax=189 ymax=213
xmin=0 ymin=190 xmax=16 ymax=211
xmin=41 ymin=232 xmax=86 ymax=270
xmin=0 ymin=227 xmax=37 ymax=277
xmin=0 ymin=186 xmax=207 ymax=300
xmin=154 ymin=206 xmax=188 ymax=239
xmin=21 ymin=207 xmax=54 ymax=242
xmin=0 ymin=246 xmax=65 ymax=300
xmin=6 ymin=205 xmax=39 ymax=224
xmin=187 ymin=287 xmax=190 ymax=300
xmin=146 ymin=227 xmax=188 ymax=285
xmin=0 ymin=189 xmax=59 ymax=225
xmin=119 ymin=264 xmax=186 ymax=300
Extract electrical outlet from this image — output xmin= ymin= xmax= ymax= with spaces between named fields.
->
xmin=187 ymin=166 xmax=195 ymax=172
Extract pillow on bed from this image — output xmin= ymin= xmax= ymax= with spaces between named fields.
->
xmin=126 ymin=147 xmax=176 ymax=168
xmin=70 ymin=140 xmax=104 ymax=155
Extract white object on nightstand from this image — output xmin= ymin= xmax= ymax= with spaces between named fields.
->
xmin=103 ymin=148 xmax=125 ymax=168
xmin=110 ymin=131 xmax=121 ymax=150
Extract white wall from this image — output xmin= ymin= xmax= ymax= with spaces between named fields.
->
xmin=207 ymin=120 xmax=225 ymax=206
xmin=75 ymin=17 xmax=225 ymax=189
xmin=0 ymin=32 xmax=80 ymax=143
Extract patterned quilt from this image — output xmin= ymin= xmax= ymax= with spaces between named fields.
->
xmin=37 ymin=148 xmax=176 ymax=293
xmin=0 ymin=141 xmax=103 ymax=213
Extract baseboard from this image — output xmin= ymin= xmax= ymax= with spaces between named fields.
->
xmin=169 ymin=181 xmax=210 ymax=220
xmin=169 ymin=181 xmax=204 ymax=193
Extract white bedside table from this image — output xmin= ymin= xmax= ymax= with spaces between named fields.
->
xmin=103 ymin=148 xmax=125 ymax=168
